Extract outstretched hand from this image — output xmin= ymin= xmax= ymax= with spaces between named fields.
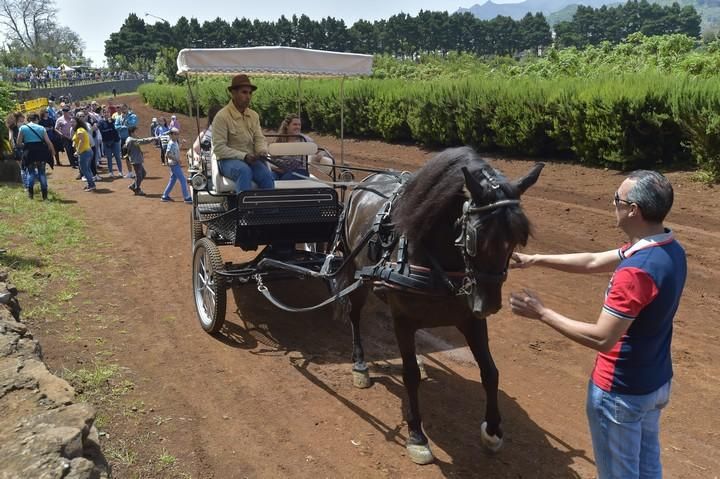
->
xmin=510 ymin=252 xmax=533 ymax=269
xmin=509 ymin=289 xmax=546 ymax=320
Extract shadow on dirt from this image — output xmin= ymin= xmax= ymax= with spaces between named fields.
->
xmin=223 ymin=279 xmax=592 ymax=477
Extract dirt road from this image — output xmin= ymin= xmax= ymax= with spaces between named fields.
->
xmin=29 ymin=95 xmax=720 ymax=478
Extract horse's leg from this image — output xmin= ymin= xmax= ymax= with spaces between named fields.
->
xmin=458 ymin=316 xmax=504 ymax=453
xmin=349 ymin=285 xmax=371 ymax=388
xmin=394 ymin=317 xmax=434 ymax=464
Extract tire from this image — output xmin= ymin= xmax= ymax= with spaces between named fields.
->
xmin=192 ymin=237 xmax=226 ymax=334
xmin=190 ymin=207 xmax=204 ymax=252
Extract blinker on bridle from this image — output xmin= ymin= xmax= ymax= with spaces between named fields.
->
xmin=454 ymin=169 xmax=521 ymax=290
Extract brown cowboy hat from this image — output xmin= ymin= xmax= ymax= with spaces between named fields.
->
xmin=228 ymin=74 xmax=258 ymax=92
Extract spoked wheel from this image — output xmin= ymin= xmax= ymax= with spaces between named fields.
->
xmin=192 ymin=237 xmax=227 ymax=334
xmin=190 ymin=207 xmax=204 ymax=253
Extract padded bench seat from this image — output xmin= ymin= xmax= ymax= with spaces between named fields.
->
xmin=210 ymin=142 xmax=321 ymax=194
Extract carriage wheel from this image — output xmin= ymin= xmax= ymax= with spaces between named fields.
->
xmin=190 ymin=207 xmax=204 ymax=253
xmin=192 ymin=237 xmax=227 ymax=334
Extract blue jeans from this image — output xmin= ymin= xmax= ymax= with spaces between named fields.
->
xmin=104 ymin=141 xmax=123 ymax=174
xmin=162 ymin=163 xmax=191 ymax=200
xmin=78 ymin=150 xmax=95 ymax=188
xmin=218 ymin=157 xmax=274 ymax=192
xmin=27 ymin=162 xmax=48 ymax=192
xmin=587 ymin=380 xmax=671 ymax=479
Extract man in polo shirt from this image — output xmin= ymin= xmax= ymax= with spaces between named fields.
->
xmin=54 ymin=105 xmax=76 ymax=167
xmin=211 ymin=74 xmax=274 ymax=192
xmin=509 ymin=170 xmax=686 ymax=479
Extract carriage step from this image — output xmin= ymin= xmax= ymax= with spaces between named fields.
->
xmin=197 ymin=203 xmax=228 ymax=214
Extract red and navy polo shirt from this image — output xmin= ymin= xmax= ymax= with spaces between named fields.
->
xmin=592 ymin=230 xmax=687 ymax=395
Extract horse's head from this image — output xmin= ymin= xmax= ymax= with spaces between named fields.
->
xmin=458 ymin=162 xmax=544 ymax=317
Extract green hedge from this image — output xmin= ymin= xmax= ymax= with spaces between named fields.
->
xmin=139 ymin=73 xmax=720 ymax=181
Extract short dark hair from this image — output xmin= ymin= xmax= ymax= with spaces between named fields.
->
xmin=626 ymin=170 xmax=674 ymax=223
xmin=128 ymin=126 xmax=138 ymax=134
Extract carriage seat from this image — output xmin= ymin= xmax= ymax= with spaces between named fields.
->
xmin=210 ymin=142 xmax=320 ymax=194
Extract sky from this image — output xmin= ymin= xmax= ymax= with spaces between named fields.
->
xmin=54 ymin=0 xmax=521 ymax=67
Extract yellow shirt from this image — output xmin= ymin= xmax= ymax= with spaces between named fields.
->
xmin=211 ymin=101 xmax=267 ymax=160
xmin=72 ymin=127 xmax=91 ymax=154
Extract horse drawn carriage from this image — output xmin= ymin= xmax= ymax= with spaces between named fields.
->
xmin=179 ymin=46 xmax=545 ymax=465
xmin=179 ymin=47 xmax=372 ymax=333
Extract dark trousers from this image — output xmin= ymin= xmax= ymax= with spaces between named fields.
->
xmin=132 ymin=163 xmax=146 ymax=190
xmin=90 ymin=146 xmax=97 ymax=176
xmin=62 ymin=137 xmax=77 ymax=167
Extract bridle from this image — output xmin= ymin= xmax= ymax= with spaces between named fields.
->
xmin=453 ymin=168 xmax=520 ymax=296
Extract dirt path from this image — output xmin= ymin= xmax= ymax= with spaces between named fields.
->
xmin=30 ymin=95 xmax=720 ymax=478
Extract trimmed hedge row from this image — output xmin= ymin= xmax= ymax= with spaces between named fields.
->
xmin=139 ymin=74 xmax=720 ymax=180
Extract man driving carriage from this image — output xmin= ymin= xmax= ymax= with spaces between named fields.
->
xmin=211 ymin=74 xmax=275 ymax=192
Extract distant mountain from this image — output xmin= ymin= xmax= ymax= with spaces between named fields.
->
xmin=459 ymin=0 xmax=720 ymax=30
xmin=545 ymin=4 xmax=581 ymax=24
xmin=458 ymin=0 xmax=611 ymax=20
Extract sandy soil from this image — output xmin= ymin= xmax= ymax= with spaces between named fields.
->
xmin=26 ymin=94 xmax=720 ymax=478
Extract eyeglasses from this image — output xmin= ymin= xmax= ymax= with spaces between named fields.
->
xmin=613 ymin=191 xmax=633 ymax=206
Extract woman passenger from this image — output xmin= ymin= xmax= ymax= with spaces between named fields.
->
xmin=271 ymin=114 xmax=319 ymax=180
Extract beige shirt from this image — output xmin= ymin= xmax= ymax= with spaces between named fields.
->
xmin=211 ymin=101 xmax=267 ymax=160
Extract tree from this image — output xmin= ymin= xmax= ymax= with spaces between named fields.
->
xmin=0 ymin=0 xmax=86 ymax=66
xmin=104 ymin=13 xmax=153 ymax=67
xmin=518 ymin=13 xmax=552 ymax=53
xmin=153 ymin=46 xmax=182 ymax=84
xmin=349 ymin=19 xmax=378 ymax=53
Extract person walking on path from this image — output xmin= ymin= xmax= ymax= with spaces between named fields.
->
xmin=39 ymin=110 xmax=61 ymax=166
xmin=124 ymin=126 xmax=155 ymax=196
xmin=71 ymin=116 xmax=96 ymax=192
xmin=98 ymin=110 xmax=123 ymax=177
xmin=115 ymin=104 xmax=137 ymax=178
xmin=509 ymin=170 xmax=687 ymax=479
xmin=17 ymin=112 xmax=56 ymax=200
xmin=54 ymin=106 xmax=76 ymax=167
xmin=154 ymin=117 xmax=171 ymax=165
xmin=169 ymin=115 xmax=180 ymax=132
xmin=160 ymin=128 xmax=191 ymax=203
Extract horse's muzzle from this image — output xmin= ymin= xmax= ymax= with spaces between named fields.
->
xmin=470 ymin=291 xmax=502 ymax=317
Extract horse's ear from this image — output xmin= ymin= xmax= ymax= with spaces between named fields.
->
xmin=514 ymin=163 xmax=545 ymax=195
xmin=462 ymin=167 xmax=484 ymax=199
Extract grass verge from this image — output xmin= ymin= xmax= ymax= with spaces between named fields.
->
xmin=0 ymin=182 xmax=191 ymax=478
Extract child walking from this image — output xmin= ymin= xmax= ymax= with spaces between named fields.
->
xmin=125 ymin=126 xmax=155 ymax=196
xmin=160 ymin=127 xmax=192 ymax=203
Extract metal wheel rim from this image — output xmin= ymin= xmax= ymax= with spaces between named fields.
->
xmin=193 ymin=245 xmax=216 ymax=327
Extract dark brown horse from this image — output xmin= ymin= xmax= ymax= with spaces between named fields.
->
xmin=340 ymin=146 xmax=543 ymax=464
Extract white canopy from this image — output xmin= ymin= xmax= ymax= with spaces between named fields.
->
xmin=176 ymin=46 xmax=373 ymax=77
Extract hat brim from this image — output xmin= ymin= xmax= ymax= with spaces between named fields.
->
xmin=228 ymin=84 xmax=258 ymax=92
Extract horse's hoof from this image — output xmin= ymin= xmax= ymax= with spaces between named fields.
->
xmin=352 ymin=367 xmax=371 ymax=389
xmin=406 ymin=443 xmax=435 ymax=465
xmin=417 ymin=357 xmax=428 ymax=381
xmin=481 ymin=421 xmax=504 ymax=453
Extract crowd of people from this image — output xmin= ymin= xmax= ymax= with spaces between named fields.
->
xmin=5 ymin=97 xmax=191 ymax=201
xmin=3 ymin=68 xmax=149 ymax=90
xmin=5 ymin=77 xmax=323 ymax=203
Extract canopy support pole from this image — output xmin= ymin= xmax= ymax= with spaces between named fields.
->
xmin=340 ymin=76 xmax=345 ymax=166
xmin=297 ymin=75 xmax=302 ymax=118
xmin=186 ymin=75 xmax=202 ymax=143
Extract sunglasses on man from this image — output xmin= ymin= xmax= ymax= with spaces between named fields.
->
xmin=614 ymin=191 xmax=633 ymax=206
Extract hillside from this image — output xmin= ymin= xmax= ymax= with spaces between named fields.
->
xmin=458 ymin=0 xmax=611 ymax=19
xmin=459 ymin=0 xmax=720 ymax=29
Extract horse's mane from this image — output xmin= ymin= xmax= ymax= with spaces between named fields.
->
xmin=393 ymin=147 xmax=530 ymax=246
